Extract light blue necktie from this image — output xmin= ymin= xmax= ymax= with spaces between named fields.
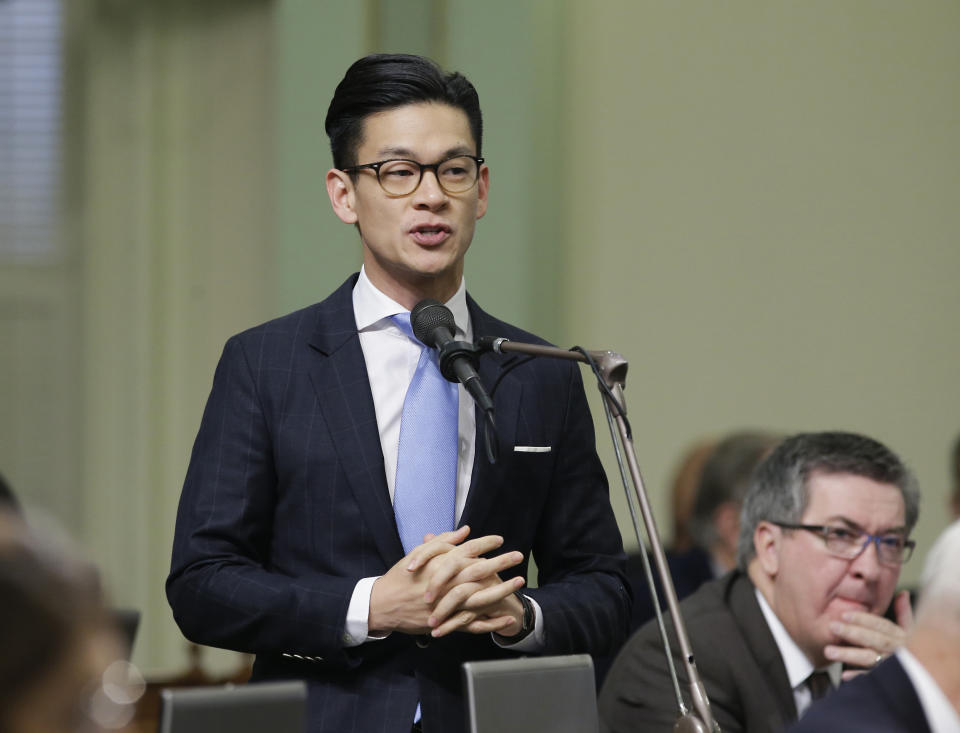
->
xmin=391 ymin=313 xmax=459 ymax=554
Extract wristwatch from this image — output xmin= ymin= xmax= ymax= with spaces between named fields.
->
xmin=495 ymin=590 xmax=535 ymax=643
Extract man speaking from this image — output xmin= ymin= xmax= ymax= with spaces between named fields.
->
xmin=167 ymin=54 xmax=629 ymax=733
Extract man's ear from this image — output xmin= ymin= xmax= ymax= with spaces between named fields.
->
xmin=754 ymin=521 xmax=781 ymax=577
xmin=326 ymin=169 xmax=359 ymax=225
xmin=475 ymin=163 xmax=489 ymax=220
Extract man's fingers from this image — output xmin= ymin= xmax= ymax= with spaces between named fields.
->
xmin=430 ymin=576 xmax=524 ymax=629
xmin=841 ymin=669 xmax=868 ymax=682
xmin=429 ymin=581 xmax=484 ymax=625
xmin=454 ymin=552 xmax=524 ymax=585
xmin=430 ymin=609 xmax=479 ymax=638
xmin=429 ymin=525 xmax=471 ymax=545
xmin=405 ymin=526 xmax=472 ymax=572
xmin=455 ymin=534 xmax=507 ymax=559
xmin=824 ymin=610 xmax=906 ymax=672
xmin=893 ymin=590 xmax=914 ymax=630
xmin=830 ymin=616 xmax=905 ymax=654
xmin=459 ymin=577 xmax=524 ymax=611
xmin=839 ymin=610 xmax=900 ymax=634
xmin=420 ymin=537 xmax=509 ymax=600
xmin=431 ymin=611 xmax=520 ymax=638
xmin=461 ymin=614 xmax=518 ymax=636
xmin=825 ymin=643 xmax=892 ymax=670
xmin=425 ymin=551 xmax=522 ymax=602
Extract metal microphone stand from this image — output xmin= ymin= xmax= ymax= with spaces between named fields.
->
xmin=481 ymin=337 xmax=719 ymax=733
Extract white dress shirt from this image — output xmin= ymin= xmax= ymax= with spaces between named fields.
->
xmin=353 ymin=267 xmax=476 ymax=518
xmin=755 ymin=589 xmax=842 ymax=717
xmin=342 ymin=268 xmax=543 ymax=651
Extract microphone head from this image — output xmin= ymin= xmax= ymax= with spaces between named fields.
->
xmin=411 ymin=299 xmax=456 ymax=347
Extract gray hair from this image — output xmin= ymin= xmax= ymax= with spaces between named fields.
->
xmin=689 ymin=430 xmax=781 ymax=550
xmin=736 ymin=431 xmax=920 ymax=570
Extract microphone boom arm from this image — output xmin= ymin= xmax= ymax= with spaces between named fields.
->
xmin=480 ymin=337 xmax=718 ymax=733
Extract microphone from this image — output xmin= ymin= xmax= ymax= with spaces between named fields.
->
xmin=410 ymin=299 xmax=495 ymax=416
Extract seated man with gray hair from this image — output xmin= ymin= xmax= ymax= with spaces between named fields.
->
xmin=789 ymin=518 xmax=960 ymax=732
xmin=599 ymin=431 xmax=919 ymax=732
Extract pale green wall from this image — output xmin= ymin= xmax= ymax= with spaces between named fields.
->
xmin=277 ymin=2 xmax=960 ymax=590
xmin=276 ymin=1 xmax=365 ymax=313
xmin=6 ymin=0 xmax=954 ymax=677
xmin=444 ymin=0 xmax=565 ymax=335
xmin=67 ymin=0 xmax=277 ymax=674
xmin=560 ymin=1 xmax=960 ymax=583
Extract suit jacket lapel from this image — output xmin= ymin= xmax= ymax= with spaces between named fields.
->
xmin=728 ymin=572 xmax=798 ymax=724
xmin=305 ymin=277 xmax=405 ymax=568
xmin=459 ymin=298 xmax=521 ymax=529
xmin=301 ymin=285 xmax=528 ymax=563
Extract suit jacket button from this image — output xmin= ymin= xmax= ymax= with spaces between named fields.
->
xmin=416 ymin=635 xmax=430 ymax=649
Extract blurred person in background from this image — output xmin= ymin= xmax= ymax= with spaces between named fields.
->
xmin=666 ymin=437 xmax=717 ymax=553
xmin=0 ymin=511 xmax=133 ymax=733
xmin=623 ymin=437 xmax=715 ymax=632
xmin=625 ymin=430 xmax=779 ymax=631
xmin=687 ymin=430 xmax=782 ymax=578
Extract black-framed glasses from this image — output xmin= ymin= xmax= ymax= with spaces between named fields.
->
xmin=340 ymin=155 xmax=484 ymax=196
xmin=772 ymin=522 xmax=915 ymax=565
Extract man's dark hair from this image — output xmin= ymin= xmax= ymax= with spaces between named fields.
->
xmin=737 ymin=431 xmax=920 ymax=569
xmin=324 ymin=53 xmax=483 ymax=170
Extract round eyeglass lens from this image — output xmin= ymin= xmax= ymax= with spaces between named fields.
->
xmin=436 ymin=157 xmax=478 ymax=193
xmin=377 ymin=157 xmax=478 ymax=195
xmin=378 ymin=160 xmax=421 ymax=195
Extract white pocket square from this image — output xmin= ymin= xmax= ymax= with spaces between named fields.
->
xmin=513 ymin=445 xmax=552 ymax=453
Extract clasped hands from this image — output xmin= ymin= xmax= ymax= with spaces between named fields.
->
xmin=824 ymin=590 xmax=912 ymax=680
xmin=369 ymin=525 xmax=527 ymax=639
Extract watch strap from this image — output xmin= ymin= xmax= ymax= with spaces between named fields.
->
xmin=494 ymin=590 xmax=535 ymax=643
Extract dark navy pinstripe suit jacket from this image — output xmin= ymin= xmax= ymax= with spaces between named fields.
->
xmin=167 ymin=275 xmax=630 ymax=733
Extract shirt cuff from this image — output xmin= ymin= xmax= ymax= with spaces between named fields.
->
xmin=343 ymin=576 xmax=389 ymax=647
xmin=492 ymin=594 xmax=546 ymax=652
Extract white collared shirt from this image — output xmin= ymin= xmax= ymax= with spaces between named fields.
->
xmin=755 ymin=588 xmax=842 ymax=717
xmin=352 ymin=267 xmax=476 ymax=516
xmin=343 ymin=268 xmax=543 ymax=651
xmin=896 ymin=647 xmax=960 ymax=733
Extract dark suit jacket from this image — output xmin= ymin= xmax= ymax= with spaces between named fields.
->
xmin=592 ymin=546 xmax=715 ymax=687
xmin=166 ymin=275 xmax=630 ymax=733
xmin=599 ymin=570 xmax=796 ymax=733
xmin=625 ymin=545 xmax=715 ymax=632
xmin=788 ymin=655 xmax=932 ymax=733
